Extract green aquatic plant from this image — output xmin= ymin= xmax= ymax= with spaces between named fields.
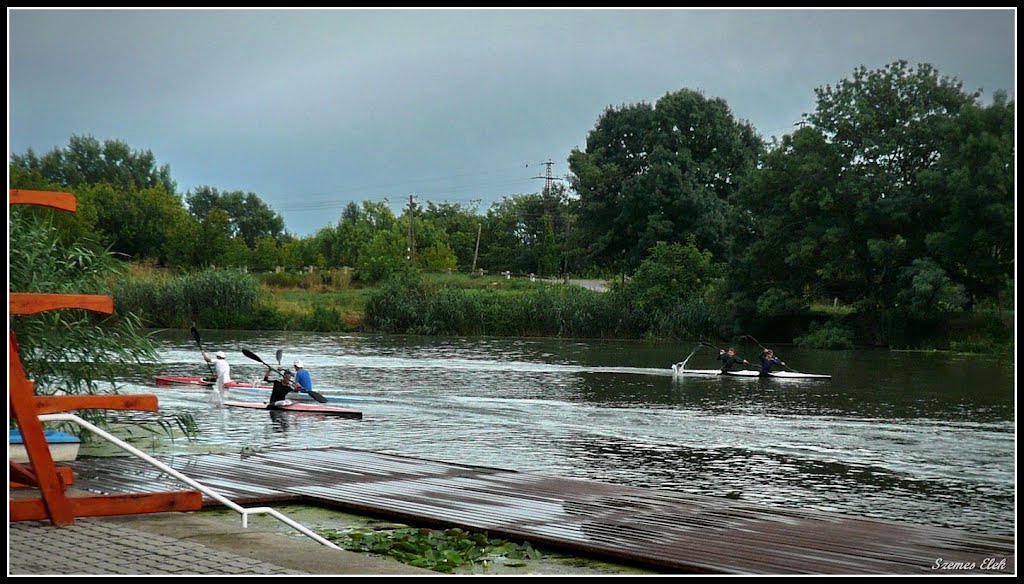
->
xmin=318 ymin=526 xmax=542 ymax=573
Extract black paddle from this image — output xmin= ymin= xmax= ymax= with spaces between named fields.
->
xmin=700 ymin=339 xmax=723 ymax=352
xmin=191 ymin=325 xmax=214 ymax=376
xmin=243 ymin=348 xmax=328 ymax=403
xmin=742 ymin=335 xmax=796 ymax=372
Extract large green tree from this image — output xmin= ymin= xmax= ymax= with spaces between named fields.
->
xmin=185 ymin=186 xmax=286 ymax=247
xmin=917 ymin=91 xmax=1015 ymax=306
xmin=10 ymin=136 xmax=187 ymax=260
xmin=421 ymin=202 xmax=482 ymax=270
xmin=480 ymin=187 xmax=573 ymax=276
xmin=76 ymin=183 xmax=195 ymax=263
xmin=729 ymin=61 xmax=1012 ymax=342
xmin=10 ymin=134 xmax=176 ymax=193
xmin=727 ymin=127 xmax=848 ymax=337
xmin=569 ymin=89 xmax=763 ymax=272
xmin=333 ymin=200 xmax=396 ymax=268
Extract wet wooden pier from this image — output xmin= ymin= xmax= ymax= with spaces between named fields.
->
xmin=67 ymin=447 xmax=1014 ymax=574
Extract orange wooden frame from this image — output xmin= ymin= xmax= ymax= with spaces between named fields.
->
xmin=9 ymin=190 xmax=202 ymax=525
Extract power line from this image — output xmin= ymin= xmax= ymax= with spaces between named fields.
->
xmin=279 ymin=177 xmax=543 ymax=214
xmin=265 ymin=164 xmax=536 ymax=201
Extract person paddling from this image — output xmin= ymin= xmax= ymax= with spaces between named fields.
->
xmin=293 ymin=360 xmax=314 ymax=394
xmin=202 ymin=350 xmax=231 ymax=401
xmin=759 ymin=349 xmax=786 ymax=376
xmin=263 ymin=368 xmax=298 ymax=409
xmin=718 ymin=347 xmax=749 ymax=373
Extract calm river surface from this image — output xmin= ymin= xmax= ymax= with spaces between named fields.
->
xmin=102 ymin=330 xmax=1015 ymax=536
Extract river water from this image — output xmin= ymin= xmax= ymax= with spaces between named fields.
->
xmin=102 ymin=330 xmax=1015 ymax=536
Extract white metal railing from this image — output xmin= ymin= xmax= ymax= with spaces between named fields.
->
xmin=38 ymin=413 xmax=341 ymax=550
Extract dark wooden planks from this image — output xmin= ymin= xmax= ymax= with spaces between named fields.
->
xmin=66 ymin=447 xmax=1015 ymax=575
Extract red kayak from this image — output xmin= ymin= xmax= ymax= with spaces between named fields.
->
xmin=154 ymin=375 xmax=272 ymax=390
xmin=223 ymin=400 xmax=362 ymax=419
xmin=153 ymin=376 xmax=362 ymax=403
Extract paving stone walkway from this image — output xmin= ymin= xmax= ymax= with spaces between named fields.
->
xmin=9 ymin=518 xmax=304 ymax=575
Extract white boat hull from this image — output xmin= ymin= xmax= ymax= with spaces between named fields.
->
xmin=671 ymin=364 xmax=831 ymax=380
xmin=9 ymin=430 xmax=81 ymax=463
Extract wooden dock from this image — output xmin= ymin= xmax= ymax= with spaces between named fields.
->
xmin=66 ymin=446 xmax=1014 ymax=575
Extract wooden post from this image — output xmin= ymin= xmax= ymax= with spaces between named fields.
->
xmin=471 ymin=223 xmax=482 ymax=273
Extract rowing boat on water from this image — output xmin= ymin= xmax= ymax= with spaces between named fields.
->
xmin=153 ymin=375 xmax=336 ymax=402
xmin=154 ymin=375 xmax=271 ymax=389
xmin=670 ymin=364 xmax=831 ymax=380
xmin=223 ymin=400 xmax=362 ymax=419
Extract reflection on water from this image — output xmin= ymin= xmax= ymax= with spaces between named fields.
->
xmin=99 ymin=331 xmax=1014 ymax=536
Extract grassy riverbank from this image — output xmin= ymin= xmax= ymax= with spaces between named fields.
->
xmin=111 ymin=266 xmax=1012 ymax=352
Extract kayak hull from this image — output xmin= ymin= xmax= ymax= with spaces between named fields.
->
xmin=154 ymin=375 xmax=320 ymax=401
xmin=671 ymin=365 xmax=831 ymax=379
xmin=155 ymin=375 xmax=271 ymax=389
xmin=10 ymin=429 xmax=81 ymax=463
xmin=223 ymin=400 xmax=362 ymax=419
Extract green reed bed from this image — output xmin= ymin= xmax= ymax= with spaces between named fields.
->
xmin=113 ymin=268 xmax=261 ymax=329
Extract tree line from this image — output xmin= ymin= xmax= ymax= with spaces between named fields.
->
xmin=10 ymin=60 xmax=1013 ymax=346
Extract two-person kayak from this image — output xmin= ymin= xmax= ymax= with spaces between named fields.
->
xmin=153 ymin=375 xmax=359 ymax=402
xmin=154 ymin=375 xmax=271 ymax=389
xmin=222 ymin=400 xmax=362 ymax=418
xmin=670 ymin=364 xmax=831 ymax=379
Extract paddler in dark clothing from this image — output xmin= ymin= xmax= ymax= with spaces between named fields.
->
xmin=718 ymin=347 xmax=749 ymax=373
xmin=759 ymin=349 xmax=786 ymax=376
xmin=263 ymin=368 xmax=298 ymax=409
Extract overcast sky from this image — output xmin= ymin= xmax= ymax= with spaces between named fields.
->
xmin=8 ymin=8 xmax=1016 ymax=237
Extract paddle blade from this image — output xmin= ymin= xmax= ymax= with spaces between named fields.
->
xmin=307 ymin=390 xmax=328 ymax=404
xmin=192 ymin=326 xmax=214 ymax=374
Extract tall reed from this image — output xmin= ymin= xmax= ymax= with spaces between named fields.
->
xmin=113 ymin=268 xmax=261 ymax=329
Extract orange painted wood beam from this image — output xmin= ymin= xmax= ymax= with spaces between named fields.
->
xmin=10 ymin=491 xmax=203 ymax=522
xmin=34 ymin=394 xmax=160 ymax=414
xmin=9 ymin=293 xmax=114 ymax=316
xmin=9 ymin=464 xmax=75 ymax=488
xmin=9 ymin=334 xmax=74 ymax=524
xmin=8 ymin=189 xmax=77 ymax=212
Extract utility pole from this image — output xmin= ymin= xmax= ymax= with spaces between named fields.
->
xmin=532 ymin=158 xmax=568 ymax=279
xmin=406 ymin=193 xmax=416 ymax=263
xmin=532 ymin=159 xmax=565 ymax=198
xmin=471 ymin=223 xmax=482 ymax=273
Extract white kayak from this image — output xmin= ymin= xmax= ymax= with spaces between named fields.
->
xmin=671 ymin=364 xmax=831 ymax=380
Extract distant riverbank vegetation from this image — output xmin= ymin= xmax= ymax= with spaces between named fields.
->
xmin=11 ymin=61 xmax=1012 ymax=353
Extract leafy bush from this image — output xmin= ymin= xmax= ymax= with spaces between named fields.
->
xmin=896 ymin=258 xmax=967 ymax=314
xmin=242 ymin=304 xmax=288 ymax=331
xmin=300 ymin=304 xmax=345 ymax=332
xmin=794 ymin=322 xmax=855 ymax=350
xmin=622 ymin=240 xmax=721 ymax=315
xmin=259 ymin=271 xmax=304 ymax=288
xmin=357 ymin=231 xmax=412 ymax=284
xmin=319 ymin=527 xmax=542 ymax=573
xmin=364 ymin=273 xmax=433 ymax=333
